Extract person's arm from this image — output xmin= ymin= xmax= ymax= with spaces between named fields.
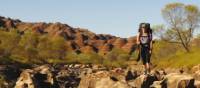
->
xmin=136 ymin=32 xmax=141 ymax=62
xmin=150 ymin=41 xmax=153 ymax=50
xmin=136 ymin=32 xmax=140 ymax=45
xmin=149 ymin=34 xmax=153 ymax=53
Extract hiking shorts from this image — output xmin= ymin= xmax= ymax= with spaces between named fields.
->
xmin=140 ymin=44 xmax=151 ymax=65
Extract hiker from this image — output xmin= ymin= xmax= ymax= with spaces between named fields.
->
xmin=136 ymin=23 xmax=153 ymax=75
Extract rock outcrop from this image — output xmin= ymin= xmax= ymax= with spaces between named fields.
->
xmin=191 ymin=64 xmax=200 ymax=81
xmin=78 ymin=70 xmax=132 ymax=88
xmin=12 ymin=64 xmax=200 ymax=88
xmin=15 ymin=65 xmax=54 ymax=88
xmin=151 ymin=73 xmax=195 ymax=88
xmin=0 ymin=16 xmax=137 ymax=55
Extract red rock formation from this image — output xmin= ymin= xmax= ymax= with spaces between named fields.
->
xmin=75 ymin=33 xmax=88 ymax=47
xmin=99 ymin=43 xmax=113 ymax=55
xmin=127 ymin=36 xmax=137 ymax=43
xmin=0 ymin=16 xmax=137 ymax=55
xmin=122 ymin=43 xmax=135 ymax=54
xmin=113 ymin=38 xmax=127 ymax=48
xmin=122 ymin=37 xmax=137 ymax=53
xmin=80 ymin=45 xmax=97 ymax=54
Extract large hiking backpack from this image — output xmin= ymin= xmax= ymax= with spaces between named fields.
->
xmin=145 ymin=23 xmax=153 ymax=41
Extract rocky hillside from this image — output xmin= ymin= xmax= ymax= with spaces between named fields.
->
xmin=0 ymin=16 xmax=137 ymax=55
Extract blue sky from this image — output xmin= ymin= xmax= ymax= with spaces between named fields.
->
xmin=0 ymin=0 xmax=199 ymax=38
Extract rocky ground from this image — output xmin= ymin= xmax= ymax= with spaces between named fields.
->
xmin=0 ymin=62 xmax=200 ymax=88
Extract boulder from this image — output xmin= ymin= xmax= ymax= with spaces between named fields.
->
xmin=78 ymin=71 xmax=130 ymax=88
xmin=15 ymin=65 xmax=55 ymax=88
xmin=95 ymin=77 xmax=130 ymax=88
xmin=191 ymin=64 xmax=200 ymax=80
xmin=15 ymin=69 xmax=35 ymax=88
xmin=78 ymin=71 xmax=110 ymax=88
xmin=125 ymin=70 xmax=138 ymax=81
xmin=127 ymin=74 xmax=158 ymax=88
xmin=193 ymin=70 xmax=200 ymax=81
xmin=157 ymin=73 xmax=195 ymax=88
xmin=128 ymin=64 xmax=144 ymax=75
xmin=150 ymin=81 xmax=163 ymax=88
xmin=152 ymin=69 xmax=167 ymax=81
xmin=195 ymin=80 xmax=200 ymax=88
xmin=56 ymin=69 xmax=81 ymax=88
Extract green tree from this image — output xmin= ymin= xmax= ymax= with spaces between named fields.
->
xmin=162 ymin=3 xmax=200 ymax=52
xmin=77 ymin=52 xmax=103 ymax=64
xmin=152 ymin=25 xmax=179 ymax=43
xmin=64 ymin=51 xmax=79 ymax=64
xmin=50 ymin=36 xmax=66 ymax=59
xmin=0 ymin=29 xmax=20 ymax=57
xmin=103 ymin=48 xmax=130 ymax=67
xmin=37 ymin=35 xmax=66 ymax=63
xmin=14 ymin=30 xmax=39 ymax=63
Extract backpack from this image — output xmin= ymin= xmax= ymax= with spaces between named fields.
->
xmin=145 ymin=23 xmax=153 ymax=41
xmin=138 ymin=23 xmax=153 ymax=44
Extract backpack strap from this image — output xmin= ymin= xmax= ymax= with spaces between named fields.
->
xmin=148 ymin=29 xmax=153 ymax=42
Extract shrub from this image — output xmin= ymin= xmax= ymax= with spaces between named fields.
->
xmin=0 ymin=29 xmax=20 ymax=57
xmin=78 ymin=52 xmax=103 ymax=64
xmin=102 ymin=48 xmax=130 ymax=68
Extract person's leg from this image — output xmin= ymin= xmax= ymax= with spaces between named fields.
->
xmin=144 ymin=46 xmax=151 ymax=75
xmin=146 ymin=52 xmax=151 ymax=74
xmin=143 ymin=64 xmax=147 ymax=74
xmin=141 ymin=47 xmax=147 ymax=75
xmin=141 ymin=45 xmax=151 ymax=75
xmin=146 ymin=63 xmax=150 ymax=74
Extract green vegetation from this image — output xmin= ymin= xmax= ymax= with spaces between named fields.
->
xmin=152 ymin=39 xmax=200 ymax=69
xmin=103 ymin=48 xmax=130 ymax=68
xmin=0 ymin=28 xmax=131 ymax=68
xmin=0 ymin=29 xmax=68 ymax=65
xmin=64 ymin=48 xmax=131 ymax=68
xmin=1 ymin=27 xmax=199 ymax=68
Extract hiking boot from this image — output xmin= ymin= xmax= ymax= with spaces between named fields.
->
xmin=144 ymin=70 xmax=147 ymax=75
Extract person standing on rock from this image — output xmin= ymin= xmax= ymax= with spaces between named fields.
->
xmin=136 ymin=23 xmax=153 ymax=75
